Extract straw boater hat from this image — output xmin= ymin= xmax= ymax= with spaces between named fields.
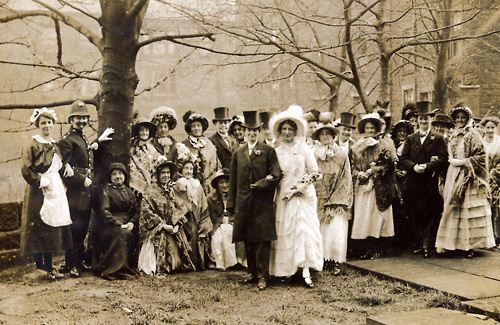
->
xmin=269 ymin=105 xmax=307 ymax=138
xmin=357 ymin=112 xmax=382 ymax=134
xmin=68 ymin=100 xmax=90 ymax=122
xmin=211 ymin=168 xmax=230 ymax=189
xmin=391 ymin=120 xmax=414 ymax=138
xmin=228 ymin=115 xmax=244 ymax=135
xmin=337 ymin=112 xmax=356 ymax=129
xmin=212 ymin=107 xmax=231 ymax=123
xmin=182 ymin=110 xmax=209 ymax=134
xmin=149 ymin=106 xmax=178 ymax=130
xmin=132 ymin=117 xmax=157 ymax=139
xmin=432 ymin=114 xmax=455 ymax=128
xmin=450 ymin=105 xmax=473 ymax=121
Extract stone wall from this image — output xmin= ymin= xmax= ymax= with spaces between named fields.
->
xmin=0 ymin=202 xmax=23 ymax=269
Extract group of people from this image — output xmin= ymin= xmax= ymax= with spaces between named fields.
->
xmin=20 ymin=98 xmax=499 ymax=290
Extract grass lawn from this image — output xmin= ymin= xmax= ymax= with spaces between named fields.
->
xmin=0 ymin=265 xmax=459 ymax=324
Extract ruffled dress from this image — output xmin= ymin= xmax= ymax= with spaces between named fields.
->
xmin=269 ymin=140 xmax=323 ymax=277
xmin=435 ymin=127 xmax=495 ymax=252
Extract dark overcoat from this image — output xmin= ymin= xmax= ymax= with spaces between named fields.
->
xmin=228 ymin=142 xmax=281 ymax=243
xmin=399 ymin=131 xmax=448 ymax=219
xmin=58 ymin=127 xmax=93 ymax=211
xmin=210 ymin=132 xmax=235 ymax=170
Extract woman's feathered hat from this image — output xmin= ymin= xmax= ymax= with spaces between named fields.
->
xmin=182 ymin=110 xmax=209 ymax=134
xmin=149 ymin=106 xmax=178 ymax=130
xmin=132 ymin=117 xmax=157 ymax=139
xmin=269 ymin=104 xmax=307 ymax=138
xmin=450 ymin=105 xmax=473 ymax=121
xmin=228 ymin=115 xmax=244 ymax=135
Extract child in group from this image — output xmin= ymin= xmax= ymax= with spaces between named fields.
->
xmin=207 ymin=169 xmax=238 ymax=270
xmin=174 ymin=150 xmax=215 ymax=270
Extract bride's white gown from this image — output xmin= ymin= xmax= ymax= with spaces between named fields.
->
xmin=269 ymin=140 xmax=324 ymax=277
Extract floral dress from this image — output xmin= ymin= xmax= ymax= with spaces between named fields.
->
xmin=269 ymin=140 xmax=323 ymax=277
xmin=182 ymin=135 xmax=221 ymax=194
xmin=435 ymin=126 xmax=495 ymax=252
xmin=129 ymin=140 xmax=164 ymax=194
xmin=314 ymin=141 xmax=353 ymax=263
xmin=140 ymin=181 xmax=195 ymax=274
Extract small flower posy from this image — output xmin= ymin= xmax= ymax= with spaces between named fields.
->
xmin=254 ymin=149 xmax=262 ymax=156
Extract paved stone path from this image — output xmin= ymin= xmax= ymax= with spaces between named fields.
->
xmin=346 ymin=250 xmax=500 ymax=324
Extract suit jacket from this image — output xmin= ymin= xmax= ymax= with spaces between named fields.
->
xmin=210 ymin=132 xmax=235 ymax=170
xmin=58 ymin=127 xmax=93 ymax=211
xmin=228 ymin=141 xmax=281 ymax=243
xmin=399 ymin=130 xmax=448 ymax=213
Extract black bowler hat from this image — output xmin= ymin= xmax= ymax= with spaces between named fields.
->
xmin=212 ymin=107 xmax=231 ymax=123
xmin=337 ymin=112 xmax=356 ymax=129
xmin=259 ymin=111 xmax=271 ymax=130
xmin=415 ymin=101 xmax=438 ymax=116
xmin=243 ymin=111 xmax=262 ymax=129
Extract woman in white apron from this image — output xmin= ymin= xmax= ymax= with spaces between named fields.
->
xmin=21 ymin=108 xmax=73 ymax=280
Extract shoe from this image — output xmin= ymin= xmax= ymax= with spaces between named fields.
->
xmin=359 ymin=252 xmax=371 ymax=260
xmin=370 ymin=251 xmax=381 ymax=260
xmin=465 ymin=250 xmax=474 ymax=259
xmin=257 ymin=278 xmax=267 ymax=291
xmin=242 ymin=276 xmax=258 ymax=285
xmin=423 ymin=248 xmax=431 ymax=258
xmin=69 ymin=266 xmax=81 ymax=278
xmin=46 ymin=269 xmax=64 ymax=281
xmin=413 ymin=247 xmax=423 ymax=255
xmin=332 ymin=262 xmax=341 ymax=276
xmin=58 ymin=264 xmax=71 ymax=273
xmin=79 ymin=261 xmax=93 ymax=272
xmin=304 ymin=277 xmax=314 ymax=289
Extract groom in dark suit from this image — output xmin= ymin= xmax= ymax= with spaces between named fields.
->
xmin=228 ymin=111 xmax=281 ymax=290
xmin=399 ymin=101 xmax=448 ymax=257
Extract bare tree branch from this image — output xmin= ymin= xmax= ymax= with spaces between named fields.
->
xmin=0 ymin=60 xmax=100 ymax=81
xmin=0 ymin=96 xmax=98 ymax=110
xmin=136 ymin=32 xmax=215 ymax=49
xmin=127 ymin=0 xmax=149 ymax=20
xmin=53 ymin=18 xmax=62 ymax=66
xmin=57 ymin=0 xmax=99 ymax=22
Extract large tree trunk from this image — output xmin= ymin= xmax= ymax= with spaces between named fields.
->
xmin=96 ymin=0 xmax=148 ymax=183
xmin=433 ymin=0 xmax=452 ymax=111
xmin=377 ymin=0 xmax=391 ymax=107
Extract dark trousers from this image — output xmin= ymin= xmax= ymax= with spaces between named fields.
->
xmin=245 ymin=241 xmax=270 ymax=279
xmin=408 ymin=205 xmax=441 ymax=249
xmin=65 ymin=208 xmax=91 ymax=268
xmin=34 ymin=253 xmax=53 ymax=271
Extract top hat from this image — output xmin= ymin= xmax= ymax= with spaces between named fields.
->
xmin=415 ymin=101 xmax=438 ymax=116
xmin=213 ymin=107 xmax=231 ymax=123
xmin=132 ymin=117 xmax=157 ymax=139
xmin=68 ymin=100 xmax=90 ymax=122
xmin=432 ymin=114 xmax=455 ymax=128
xmin=337 ymin=112 xmax=356 ymax=128
xmin=259 ymin=111 xmax=271 ymax=130
xmin=242 ymin=111 xmax=262 ymax=129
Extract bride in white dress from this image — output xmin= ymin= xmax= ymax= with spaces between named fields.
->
xmin=269 ymin=105 xmax=323 ymax=288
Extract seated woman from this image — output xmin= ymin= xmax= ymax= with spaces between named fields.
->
xmin=207 ymin=169 xmax=238 ymax=270
xmin=174 ymin=150 xmax=214 ymax=270
xmin=139 ymin=158 xmax=195 ymax=275
xmin=95 ymin=163 xmax=139 ymax=280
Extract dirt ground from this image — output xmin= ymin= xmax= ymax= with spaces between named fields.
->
xmin=0 ymin=264 xmax=458 ymax=324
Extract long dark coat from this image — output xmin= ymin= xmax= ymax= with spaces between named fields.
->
xmin=209 ymin=132 xmax=236 ymax=170
xmin=399 ymin=131 xmax=448 ymax=227
xmin=228 ymin=142 xmax=281 ymax=243
xmin=57 ymin=127 xmax=93 ymax=211
xmin=21 ymin=138 xmax=73 ymax=256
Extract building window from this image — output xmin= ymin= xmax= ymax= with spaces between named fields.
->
xmin=403 ymin=88 xmax=414 ymax=104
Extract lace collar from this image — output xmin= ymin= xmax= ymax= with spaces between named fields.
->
xmin=33 ymin=134 xmax=55 ymax=144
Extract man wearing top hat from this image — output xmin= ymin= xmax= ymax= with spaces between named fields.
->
xmin=335 ymin=112 xmax=357 ymax=166
xmin=58 ymin=99 xmax=114 ymax=277
xmin=399 ymin=101 xmax=448 ymax=258
xmin=210 ymin=107 xmax=236 ymax=169
xmin=228 ymin=111 xmax=281 ymax=290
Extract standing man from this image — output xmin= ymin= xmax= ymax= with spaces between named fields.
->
xmin=400 ymin=101 xmax=448 ymax=258
xmin=210 ymin=107 xmax=235 ymax=170
xmin=228 ymin=111 xmax=281 ymax=290
xmin=58 ymin=100 xmax=114 ymax=277
xmin=335 ymin=112 xmax=357 ymax=166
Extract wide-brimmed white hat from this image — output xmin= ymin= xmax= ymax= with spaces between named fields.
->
xmin=269 ymin=105 xmax=307 ymax=139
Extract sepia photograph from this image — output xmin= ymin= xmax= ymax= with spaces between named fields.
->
xmin=0 ymin=0 xmax=498 ymax=323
